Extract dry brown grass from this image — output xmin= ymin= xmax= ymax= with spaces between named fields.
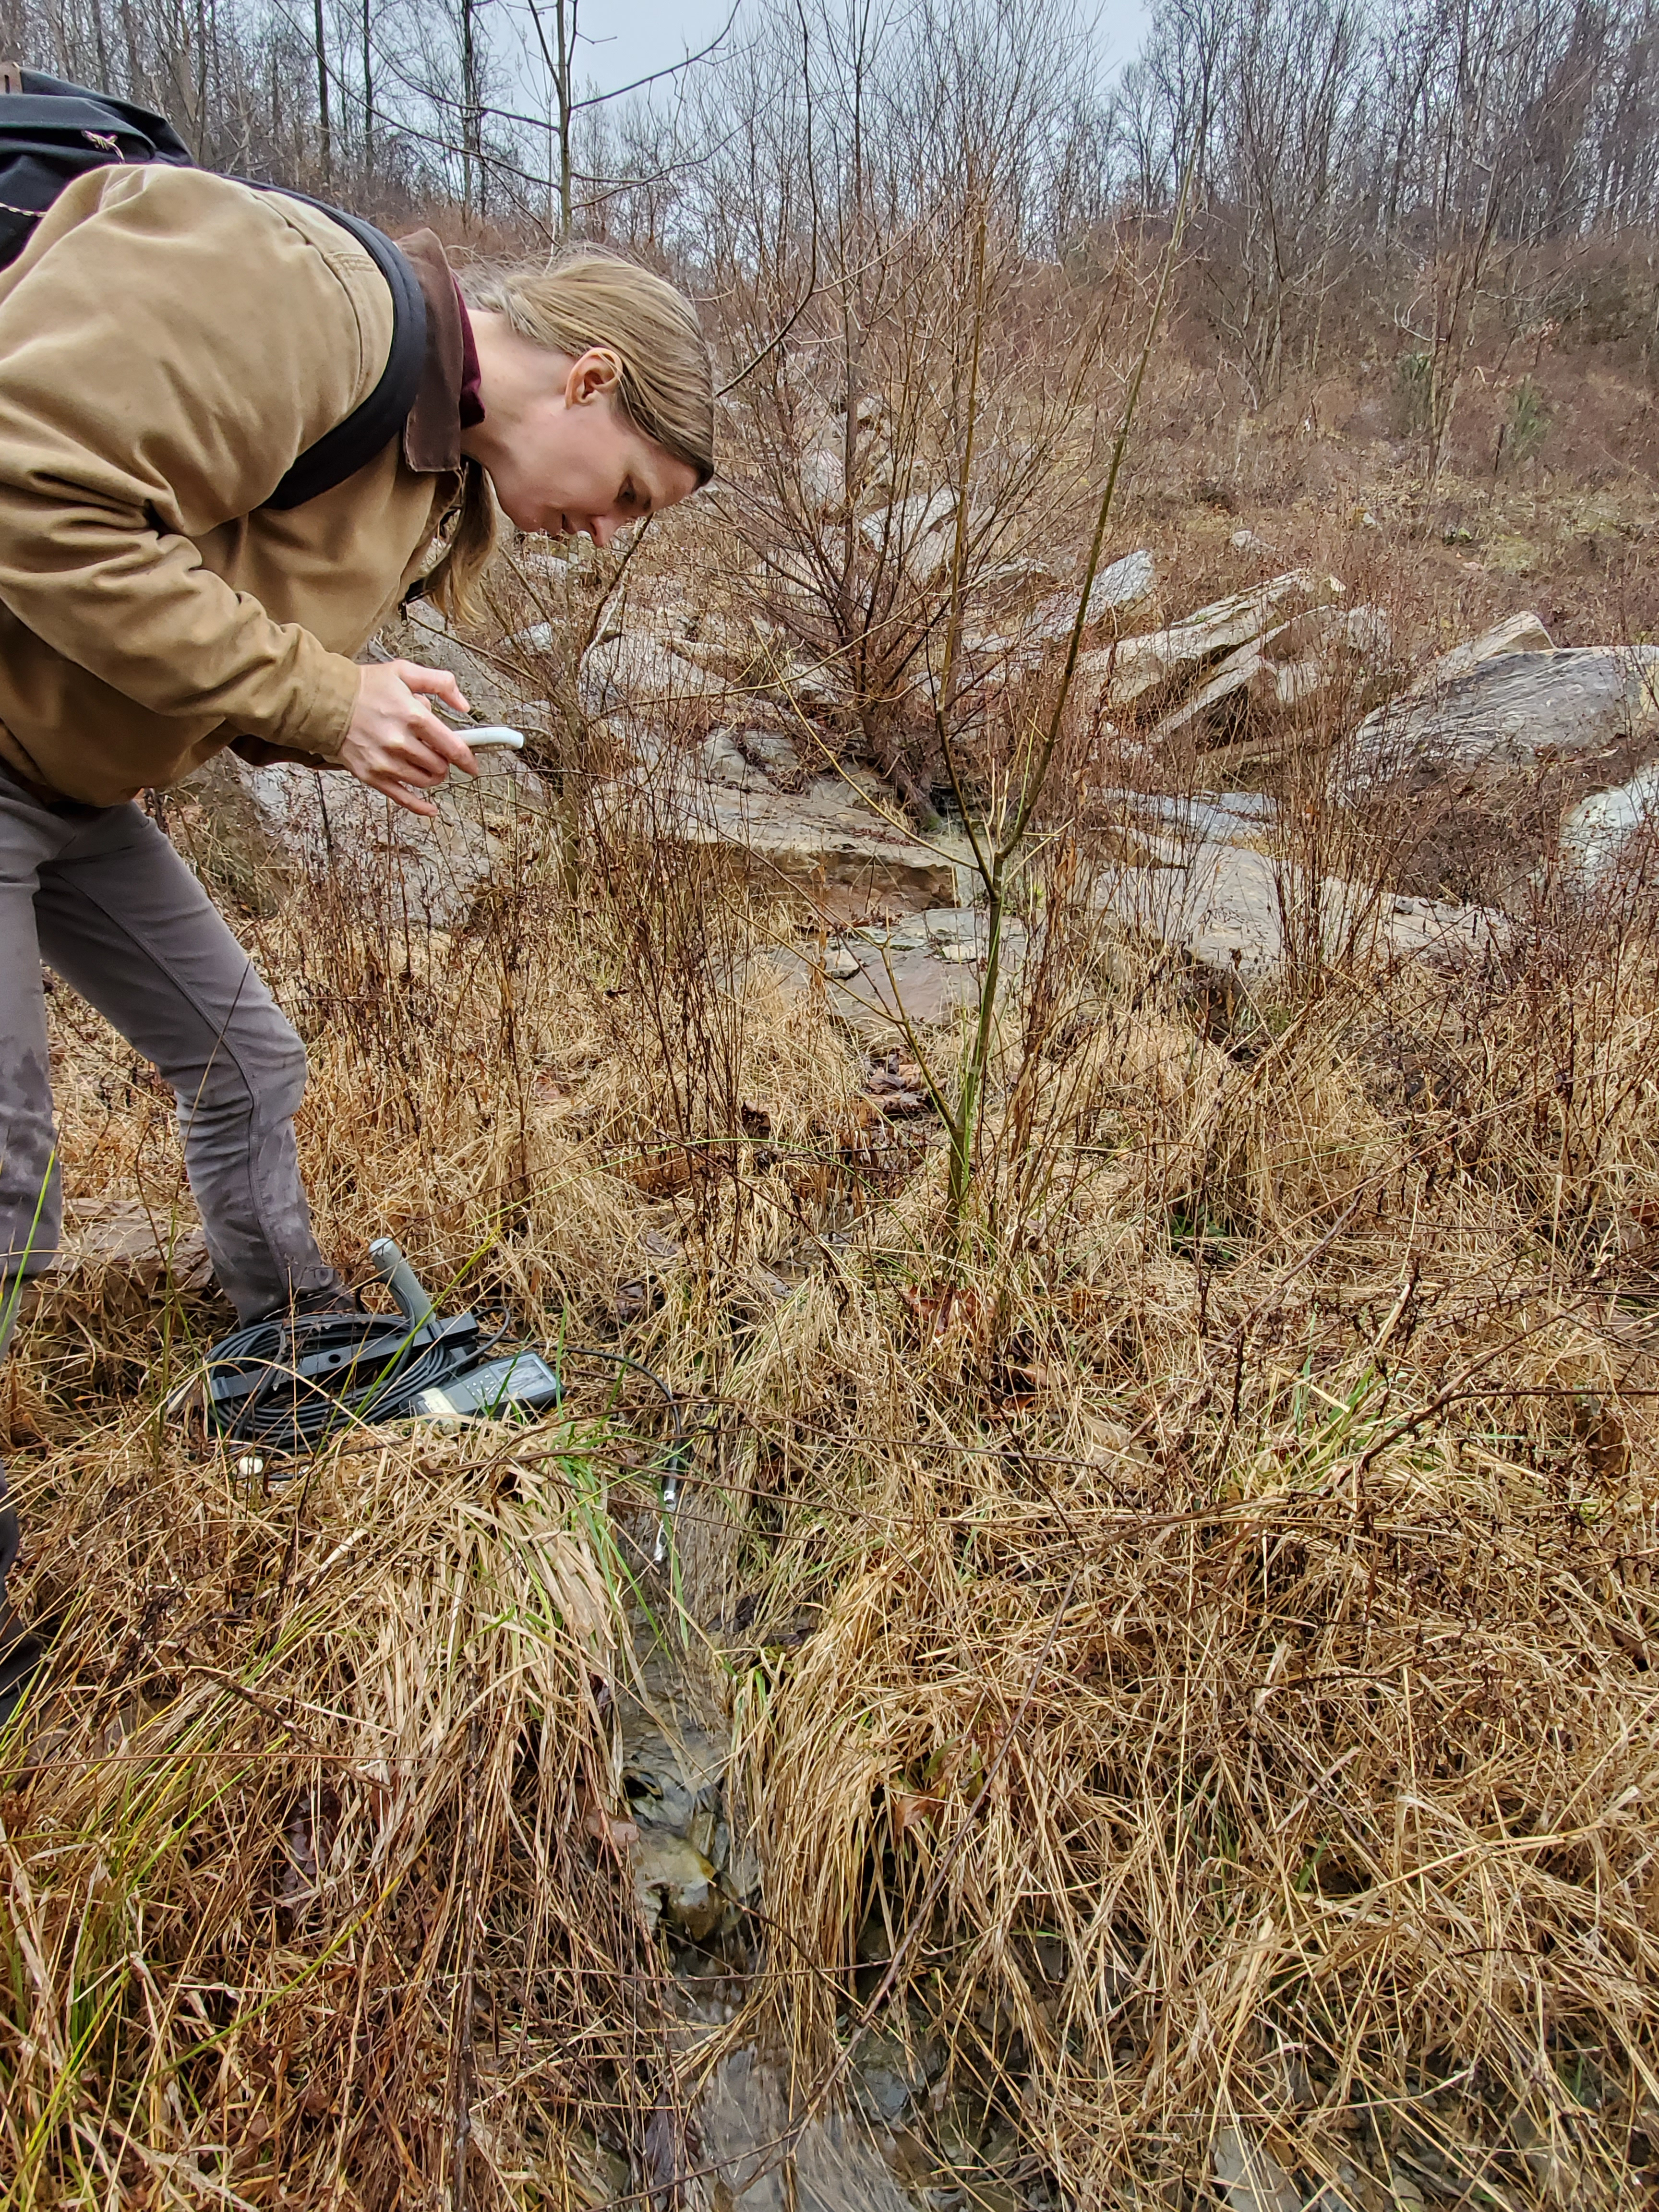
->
xmin=2 ymin=755 xmax=1657 ymax=2209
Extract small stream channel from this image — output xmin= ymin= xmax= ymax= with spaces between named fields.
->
xmin=615 ymin=1628 xmax=1051 ymax=2212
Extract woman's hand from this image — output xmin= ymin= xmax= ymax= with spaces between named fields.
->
xmin=338 ymin=660 xmax=481 ymax=816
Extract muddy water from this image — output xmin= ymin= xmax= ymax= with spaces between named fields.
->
xmin=697 ymin=2048 xmax=914 ymax=2212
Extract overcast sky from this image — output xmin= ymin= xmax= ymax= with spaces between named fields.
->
xmin=553 ymin=0 xmax=1152 ymax=104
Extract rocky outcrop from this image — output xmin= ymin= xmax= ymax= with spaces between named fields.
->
xmin=1343 ymin=637 xmax=1659 ymax=789
xmin=1099 ymin=840 xmax=1504 ymax=987
xmin=1145 ymin=602 xmax=1390 ymax=757
xmin=1081 ymin=570 xmax=1348 ymax=714
xmin=1024 ymin=546 xmax=1156 ymax=642
xmin=228 ymin=750 xmax=552 ymax=931
xmin=617 ymin=733 xmax=962 ymax=910
xmin=767 ymin=902 xmax=1029 ymax=1032
xmin=1334 ymin=616 xmax=1659 ymax=901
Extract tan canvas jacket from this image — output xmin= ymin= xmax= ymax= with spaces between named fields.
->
xmin=0 ymin=163 xmax=471 ymax=806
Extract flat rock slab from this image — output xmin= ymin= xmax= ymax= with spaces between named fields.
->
xmin=1083 ymin=569 xmax=1346 ymax=710
xmin=650 ymin=773 xmax=962 ymax=909
xmin=768 ymin=906 xmax=1029 ymax=1032
xmin=769 ymin=943 xmax=980 ymax=1030
xmin=48 ymin=1198 xmax=212 ymax=1295
xmin=696 ymin=2046 xmax=913 ymax=2212
xmin=1101 ymin=842 xmax=1503 ymax=984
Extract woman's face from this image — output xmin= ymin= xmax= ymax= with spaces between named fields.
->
xmin=466 ymin=325 xmax=702 ymax=547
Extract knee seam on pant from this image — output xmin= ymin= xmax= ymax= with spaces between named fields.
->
xmin=65 ymin=877 xmax=306 ymax=1122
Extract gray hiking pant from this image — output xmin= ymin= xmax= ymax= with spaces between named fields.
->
xmin=0 ymin=761 xmax=338 ymax=1358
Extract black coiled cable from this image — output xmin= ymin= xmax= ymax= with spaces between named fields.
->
xmin=199 ymin=1308 xmax=502 ymax=1452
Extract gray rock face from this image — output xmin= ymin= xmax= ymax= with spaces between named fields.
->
xmin=1025 ymin=547 xmax=1156 ymax=642
xmin=1343 ymin=645 xmax=1659 ymax=791
xmin=1561 ymin=761 xmax=1659 ymax=881
xmin=578 ymin=628 xmax=733 ymax=718
xmin=1336 ymin=631 xmax=1659 ymax=902
xmin=231 ymin=752 xmax=551 ymax=931
xmin=635 ymin=763 xmax=961 ymax=909
xmin=1099 ymin=841 xmax=1503 ymax=986
xmin=1148 ymin=603 xmax=1389 ymax=752
xmin=381 ymin=603 xmax=544 ymax=732
xmin=1081 ymin=569 xmax=1346 ymax=712
xmin=766 ymin=904 xmax=1029 ymax=1033
xmin=695 ymin=2046 xmax=914 ymax=2212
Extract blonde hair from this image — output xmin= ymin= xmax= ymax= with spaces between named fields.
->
xmin=425 ymin=247 xmax=714 ymax=623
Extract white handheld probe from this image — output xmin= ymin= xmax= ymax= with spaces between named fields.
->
xmin=455 ymin=725 xmax=525 ymax=750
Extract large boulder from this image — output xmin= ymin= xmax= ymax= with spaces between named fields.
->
xmin=1335 ymin=617 xmax=1659 ymax=902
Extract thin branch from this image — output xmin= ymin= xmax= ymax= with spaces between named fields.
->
xmin=568 ymin=3 xmax=741 ymax=113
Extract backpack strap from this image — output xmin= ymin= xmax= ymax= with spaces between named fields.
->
xmin=255 ymin=190 xmax=428 ymax=511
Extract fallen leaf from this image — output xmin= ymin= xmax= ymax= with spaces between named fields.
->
xmin=890 ymin=1788 xmax=946 ymax=1840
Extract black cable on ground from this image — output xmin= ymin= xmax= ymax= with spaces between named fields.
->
xmin=198 ymin=1308 xmax=506 ymax=1454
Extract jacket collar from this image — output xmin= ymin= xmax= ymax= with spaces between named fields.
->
xmin=395 ymin=228 xmax=467 ymax=475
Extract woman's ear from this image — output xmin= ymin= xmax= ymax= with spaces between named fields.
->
xmin=566 ymin=347 xmax=624 ymax=408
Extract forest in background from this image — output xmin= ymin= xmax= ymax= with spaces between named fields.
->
xmin=4 ymin=0 xmax=1659 ymax=401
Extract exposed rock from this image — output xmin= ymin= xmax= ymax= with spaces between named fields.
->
xmin=1081 ymin=570 xmax=1347 ymax=713
xmin=696 ymin=2045 xmax=913 ymax=2211
xmin=579 ymin=628 xmax=733 ymax=718
xmin=769 ymin=940 xmax=979 ymax=1031
xmin=1148 ymin=603 xmax=1390 ymax=751
xmin=381 ymin=603 xmax=544 ymax=730
xmin=1212 ymin=2122 xmax=1301 ymax=2212
xmin=1560 ymin=760 xmax=1659 ymax=881
xmin=1342 ymin=639 xmax=1657 ymax=791
xmin=625 ymin=761 xmax=961 ymax=910
xmin=1026 ymin=548 xmax=1156 ymax=642
xmin=1335 ymin=638 xmax=1659 ymax=901
xmin=698 ymin=727 xmax=806 ymax=794
xmin=847 ymin=2024 xmax=944 ymax=2125
xmin=1229 ymin=527 xmax=1277 ymax=559
xmin=765 ymin=905 xmax=1026 ymax=1032
xmin=1407 ymin=608 xmax=1554 ymax=689
xmin=170 ymin=749 xmax=301 ymax=914
xmin=50 ymin=1197 xmax=212 ymax=1296
xmin=858 ymin=487 xmax=961 ymax=578
xmin=800 ymin=442 xmax=845 ymax=512
xmin=232 ymin=752 xmax=552 ymax=931
xmin=1100 ymin=841 xmax=1504 ymax=986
